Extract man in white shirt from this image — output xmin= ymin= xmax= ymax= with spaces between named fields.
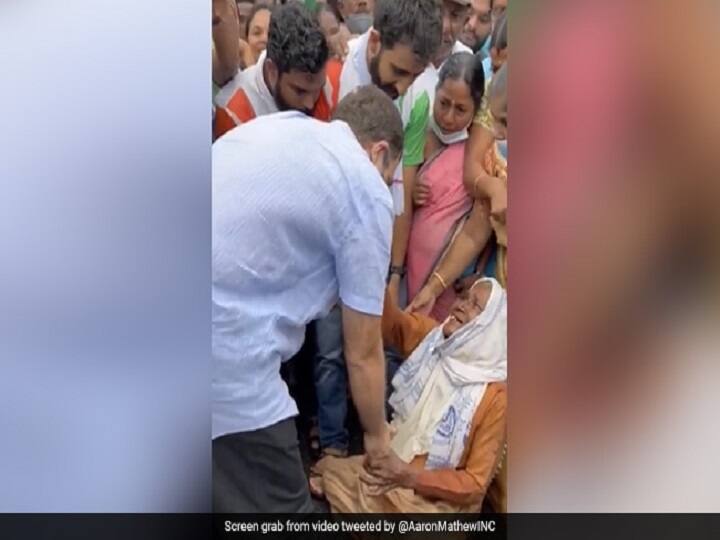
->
xmin=212 ymin=86 xmax=404 ymax=512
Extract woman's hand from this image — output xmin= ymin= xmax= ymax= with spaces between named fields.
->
xmin=407 ymin=284 xmax=437 ymax=315
xmin=362 ymin=449 xmax=416 ymax=491
xmin=238 ymin=38 xmax=255 ymax=68
xmin=412 ymin=178 xmax=430 ymax=207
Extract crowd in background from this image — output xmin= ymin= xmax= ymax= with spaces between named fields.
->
xmin=211 ymin=0 xmax=509 ymax=515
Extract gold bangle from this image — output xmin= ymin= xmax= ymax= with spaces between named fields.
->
xmin=432 ymin=271 xmax=448 ymax=290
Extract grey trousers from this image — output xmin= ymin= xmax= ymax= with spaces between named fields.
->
xmin=213 ymin=418 xmax=315 ymax=513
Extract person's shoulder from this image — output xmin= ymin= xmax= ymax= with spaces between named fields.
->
xmin=453 ymin=40 xmax=474 ymax=55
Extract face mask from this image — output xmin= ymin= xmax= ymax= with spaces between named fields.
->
xmin=476 ymin=34 xmax=491 ymax=57
xmin=429 ymin=114 xmax=470 ymax=146
xmin=497 ymin=139 xmax=508 ymax=160
xmin=345 ymin=13 xmax=373 ymax=35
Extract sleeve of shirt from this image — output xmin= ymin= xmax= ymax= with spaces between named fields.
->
xmin=411 ymin=384 xmax=507 ymax=507
xmin=381 ymin=291 xmax=438 ymax=358
xmin=335 ymin=196 xmax=393 ymax=316
xmin=403 ymin=92 xmax=430 ymax=167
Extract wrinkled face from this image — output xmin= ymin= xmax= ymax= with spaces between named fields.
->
xmin=267 ymin=63 xmax=328 ymax=115
xmin=319 ymin=9 xmax=340 ymax=40
xmin=247 ymin=8 xmax=270 ymax=62
xmin=490 ymin=89 xmax=507 ymax=141
xmin=437 ymin=0 xmax=471 ymax=64
xmin=442 ymin=282 xmax=492 ymax=338
xmin=367 ymin=31 xmax=427 ymax=101
xmin=236 ymin=1 xmax=253 ymax=41
xmin=433 ymin=77 xmax=475 ymax=134
xmin=461 ymin=0 xmax=492 ymax=50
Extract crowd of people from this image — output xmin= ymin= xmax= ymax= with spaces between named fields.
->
xmin=211 ymin=0 xmax=509 ymax=515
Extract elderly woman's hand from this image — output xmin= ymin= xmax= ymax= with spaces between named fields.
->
xmin=362 ymin=448 xmax=416 ymax=491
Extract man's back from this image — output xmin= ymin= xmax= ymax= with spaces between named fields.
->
xmin=212 ymin=112 xmax=393 ymax=438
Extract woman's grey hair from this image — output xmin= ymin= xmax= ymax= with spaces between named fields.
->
xmin=437 ymin=52 xmax=486 ymax=110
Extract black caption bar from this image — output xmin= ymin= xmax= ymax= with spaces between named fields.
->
xmin=2 ymin=514 xmax=720 ymax=540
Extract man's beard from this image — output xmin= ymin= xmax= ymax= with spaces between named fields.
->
xmin=271 ymin=76 xmax=312 ymax=115
xmin=368 ymin=52 xmax=399 ymax=101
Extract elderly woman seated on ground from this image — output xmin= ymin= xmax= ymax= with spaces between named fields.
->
xmin=310 ymin=277 xmax=507 ymax=513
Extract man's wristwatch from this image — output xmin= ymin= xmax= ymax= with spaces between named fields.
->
xmin=388 ymin=265 xmax=406 ymax=282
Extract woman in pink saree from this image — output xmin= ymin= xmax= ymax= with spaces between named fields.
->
xmin=407 ymin=53 xmax=489 ymax=322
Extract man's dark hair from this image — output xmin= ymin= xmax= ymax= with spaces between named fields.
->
xmin=438 ymin=52 xmax=486 ymax=109
xmin=373 ymin=0 xmax=443 ymax=65
xmin=491 ymin=12 xmax=508 ymax=52
xmin=266 ymin=4 xmax=329 ymax=74
xmin=332 ymin=85 xmax=404 ymax=159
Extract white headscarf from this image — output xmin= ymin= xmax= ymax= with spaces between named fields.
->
xmin=389 ymin=278 xmax=507 ymax=469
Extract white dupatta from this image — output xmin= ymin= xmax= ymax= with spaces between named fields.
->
xmin=389 ymin=278 xmax=507 ymax=469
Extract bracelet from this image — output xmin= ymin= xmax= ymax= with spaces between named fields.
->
xmin=432 ymin=271 xmax=448 ymax=290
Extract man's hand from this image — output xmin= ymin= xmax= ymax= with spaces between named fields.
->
xmin=412 ymin=178 xmax=430 ymax=207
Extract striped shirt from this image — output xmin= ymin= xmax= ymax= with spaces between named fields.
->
xmin=212 ymin=112 xmax=394 ymax=437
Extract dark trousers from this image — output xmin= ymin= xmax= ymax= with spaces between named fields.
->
xmin=313 ymin=306 xmax=404 ymax=453
xmin=313 ymin=305 xmax=349 ymax=451
xmin=212 ymin=418 xmax=314 ymax=513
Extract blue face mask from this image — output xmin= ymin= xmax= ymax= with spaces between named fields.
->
xmin=497 ymin=139 xmax=508 ymax=160
xmin=476 ymin=34 xmax=491 ymax=57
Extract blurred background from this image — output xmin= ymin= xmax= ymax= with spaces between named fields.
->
xmin=0 ymin=0 xmax=718 ymax=513
xmin=509 ymin=0 xmax=720 ymax=511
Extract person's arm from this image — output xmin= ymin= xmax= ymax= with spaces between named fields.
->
xmin=381 ymin=290 xmax=437 ymax=358
xmin=463 ymin=106 xmax=507 ymax=223
xmin=388 ymin=93 xmax=430 ymax=302
xmin=341 ymin=305 xmax=390 ymax=458
xmin=408 ymin=201 xmax=492 ymax=314
xmin=388 ymin=164 xmax=417 ymax=303
xmin=212 ymin=0 xmax=241 ymax=87
xmin=334 ymin=191 xmax=395 ymax=459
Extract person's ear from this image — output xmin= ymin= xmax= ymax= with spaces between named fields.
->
xmin=369 ymin=140 xmax=390 ymax=168
xmin=367 ymin=28 xmax=381 ymax=57
xmin=264 ymin=58 xmax=279 ymax=90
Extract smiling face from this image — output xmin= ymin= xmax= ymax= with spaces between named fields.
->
xmin=442 ymin=281 xmax=493 ymax=338
xmin=437 ymin=0 xmax=471 ymax=65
